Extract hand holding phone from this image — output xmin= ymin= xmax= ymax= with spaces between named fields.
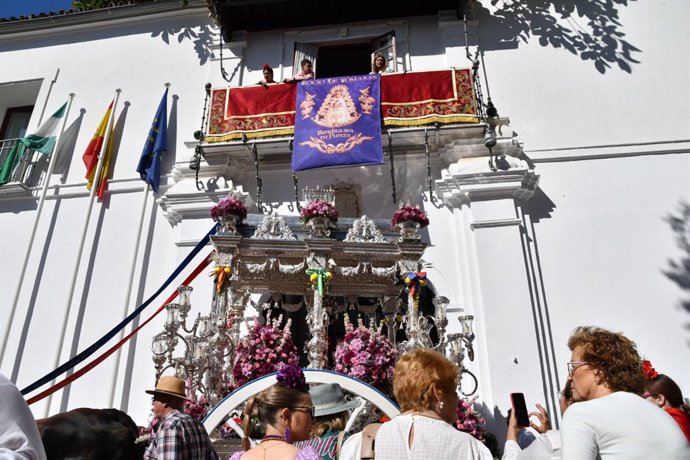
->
xmin=510 ymin=393 xmax=531 ymax=428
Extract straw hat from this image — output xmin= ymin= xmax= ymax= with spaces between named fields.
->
xmin=310 ymin=383 xmax=359 ymax=417
xmin=145 ymin=375 xmax=187 ymax=400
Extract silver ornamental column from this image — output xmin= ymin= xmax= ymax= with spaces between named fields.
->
xmin=305 ymin=260 xmax=331 ymax=369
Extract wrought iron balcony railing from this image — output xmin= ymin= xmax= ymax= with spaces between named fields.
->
xmin=0 ymin=138 xmax=39 ymax=191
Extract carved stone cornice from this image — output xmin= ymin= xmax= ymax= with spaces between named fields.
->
xmin=435 ymin=167 xmax=540 ymax=207
xmin=159 ymin=179 xmax=252 ymax=225
xmin=209 ymin=228 xmax=426 ymax=298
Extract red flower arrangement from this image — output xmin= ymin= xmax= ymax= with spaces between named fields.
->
xmin=642 ymin=359 xmax=659 ymax=380
xmin=392 ymin=204 xmax=429 ymax=228
xmin=210 ymin=196 xmax=248 ymax=222
xmin=300 ymin=199 xmax=339 ymax=223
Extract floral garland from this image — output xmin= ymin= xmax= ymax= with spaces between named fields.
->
xmin=210 ymin=196 xmax=248 ymax=222
xmin=231 ymin=314 xmax=299 ymax=387
xmin=455 ymin=396 xmax=486 ymax=441
xmin=333 ymin=317 xmax=397 ymax=393
xmin=392 ymin=204 xmax=429 ymax=227
xmin=300 ymin=199 xmax=339 ymax=223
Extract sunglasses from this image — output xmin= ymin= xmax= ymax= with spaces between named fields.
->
xmin=292 ymin=406 xmax=315 ymax=419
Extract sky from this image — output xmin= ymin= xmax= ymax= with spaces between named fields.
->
xmin=0 ymin=0 xmax=75 ymax=18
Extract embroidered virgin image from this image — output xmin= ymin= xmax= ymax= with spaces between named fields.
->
xmin=292 ymin=74 xmax=383 ymax=171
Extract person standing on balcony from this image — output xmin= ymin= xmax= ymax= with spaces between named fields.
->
xmin=284 ymin=59 xmax=314 ymax=83
xmin=257 ymin=64 xmax=277 ymax=88
xmin=370 ymin=53 xmax=387 ymax=74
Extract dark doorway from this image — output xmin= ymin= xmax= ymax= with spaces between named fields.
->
xmin=0 ymin=106 xmax=33 ymax=140
xmin=317 ymin=42 xmax=372 ymax=78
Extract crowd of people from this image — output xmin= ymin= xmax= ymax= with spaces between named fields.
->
xmin=226 ymin=326 xmax=688 ymax=460
xmin=0 ymin=325 xmax=688 ymax=459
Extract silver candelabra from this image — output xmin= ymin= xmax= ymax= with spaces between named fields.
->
xmin=151 ymin=285 xmax=235 ymax=404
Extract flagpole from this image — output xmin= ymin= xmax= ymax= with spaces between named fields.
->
xmin=109 ymin=82 xmax=169 ymax=408
xmin=0 ymin=93 xmax=75 ymax=371
xmin=108 ymin=182 xmax=149 ymax=408
xmin=45 ymin=89 xmax=121 ymax=416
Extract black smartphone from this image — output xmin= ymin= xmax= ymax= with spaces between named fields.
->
xmin=510 ymin=393 xmax=530 ymax=427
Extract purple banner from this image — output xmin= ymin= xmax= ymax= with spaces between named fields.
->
xmin=292 ymin=74 xmax=383 ymax=171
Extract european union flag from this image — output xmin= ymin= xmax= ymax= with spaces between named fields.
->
xmin=137 ymin=88 xmax=168 ymax=193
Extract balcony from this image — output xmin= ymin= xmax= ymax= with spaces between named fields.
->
xmin=192 ymin=69 xmax=520 ymax=181
xmin=0 ymin=138 xmax=41 ymax=196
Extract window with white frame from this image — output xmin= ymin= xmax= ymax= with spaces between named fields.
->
xmin=293 ymin=31 xmax=397 ymax=79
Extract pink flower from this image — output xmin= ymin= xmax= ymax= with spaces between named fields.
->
xmin=333 ymin=319 xmax=397 ymax=392
xmin=300 ymin=200 xmax=339 ymax=223
xmin=210 ymin=197 xmax=248 ymax=222
xmin=392 ymin=204 xmax=430 ymax=227
xmin=231 ymin=315 xmax=299 ymax=387
xmin=455 ymin=398 xmax=486 ymax=442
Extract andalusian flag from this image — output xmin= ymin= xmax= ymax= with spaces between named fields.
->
xmin=136 ymin=89 xmax=168 ymax=194
xmin=0 ymin=102 xmax=68 ymax=185
xmin=82 ymin=101 xmax=114 ymax=200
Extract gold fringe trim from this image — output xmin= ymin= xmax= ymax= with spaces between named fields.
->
xmin=206 ymin=115 xmax=479 ymax=142
xmin=206 ymin=127 xmax=295 ymax=143
xmin=383 ymin=115 xmax=479 ymax=127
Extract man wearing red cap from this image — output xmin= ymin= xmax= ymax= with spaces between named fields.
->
xmin=144 ymin=375 xmax=218 ymax=460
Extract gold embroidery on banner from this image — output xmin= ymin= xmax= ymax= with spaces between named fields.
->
xmin=300 ymin=93 xmax=316 ymax=119
xmin=382 ymin=98 xmax=458 ymax=106
xmin=313 ymin=85 xmax=361 ymax=128
xmin=225 ymin=110 xmax=295 ymax=120
xmin=299 ymin=133 xmax=373 ymax=154
xmin=358 ymin=86 xmax=376 ymax=114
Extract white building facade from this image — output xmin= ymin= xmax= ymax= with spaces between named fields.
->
xmin=0 ymin=0 xmax=688 ymax=436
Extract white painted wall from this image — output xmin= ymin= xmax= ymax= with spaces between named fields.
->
xmin=0 ymin=0 xmax=688 ymax=435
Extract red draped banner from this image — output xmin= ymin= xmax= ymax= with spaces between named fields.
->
xmin=207 ymin=69 xmax=478 ymax=143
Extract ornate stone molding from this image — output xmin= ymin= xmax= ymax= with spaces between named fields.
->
xmin=159 ymin=178 xmax=252 ymax=226
xmin=436 ymin=167 xmax=540 ymax=208
xmin=251 ymin=212 xmax=296 ymax=240
xmin=344 ymin=215 xmax=386 ymax=243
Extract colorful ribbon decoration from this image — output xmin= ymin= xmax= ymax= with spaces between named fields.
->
xmin=26 ymin=251 xmax=214 ymax=405
xmin=403 ymin=272 xmax=427 ymax=299
xmin=21 ymin=224 xmax=218 ymax=397
xmin=306 ymin=268 xmax=332 ymax=297
xmin=211 ymin=266 xmax=232 ymax=294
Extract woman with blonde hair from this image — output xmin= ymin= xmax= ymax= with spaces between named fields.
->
xmin=341 ymin=348 xmax=491 ymax=459
xmin=561 ymin=326 xmax=688 ymax=458
xmin=370 ymin=53 xmax=387 ymax=74
xmin=230 ymin=364 xmax=322 ymax=460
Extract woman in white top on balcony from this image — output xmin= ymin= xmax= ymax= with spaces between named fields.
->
xmin=341 ymin=348 xmax=491 ymax=460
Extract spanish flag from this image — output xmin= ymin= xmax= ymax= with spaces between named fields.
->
xmin=82 ymin=101 xmax=114 ymax=200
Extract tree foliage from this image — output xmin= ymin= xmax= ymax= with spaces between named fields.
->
xmin=72 ymin=0 xmax=187 ymax=9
